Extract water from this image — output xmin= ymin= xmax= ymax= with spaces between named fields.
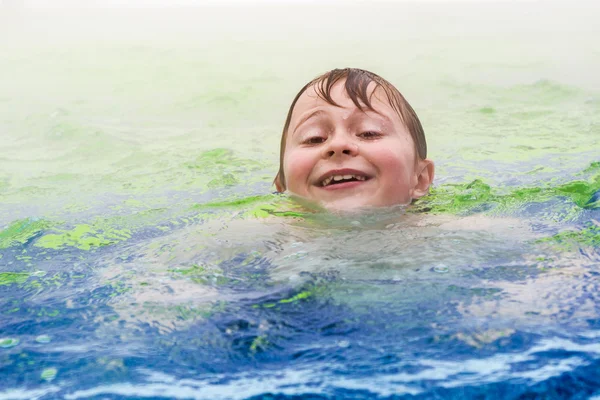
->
xmin=1 ymin=2 xmax=600 ymax=399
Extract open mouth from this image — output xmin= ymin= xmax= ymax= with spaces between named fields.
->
xmin=320 ymin=174 xmax=369 ymax=187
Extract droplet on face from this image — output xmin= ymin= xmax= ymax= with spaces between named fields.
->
xmin=0 ymin=338 xmax=19 ymax=348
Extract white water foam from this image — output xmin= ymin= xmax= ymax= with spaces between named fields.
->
xmin=61 ymin=334 xmax=600 ymax=399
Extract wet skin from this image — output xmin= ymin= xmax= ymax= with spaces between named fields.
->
xmin=277 ymin=81 xmax=434 ymax=210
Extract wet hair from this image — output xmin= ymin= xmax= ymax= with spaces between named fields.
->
xmin=274 ymin=68 xmax=427 ymax=191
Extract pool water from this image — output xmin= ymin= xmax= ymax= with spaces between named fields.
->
xmin=1 ymin=2 xmax=600 ymax=399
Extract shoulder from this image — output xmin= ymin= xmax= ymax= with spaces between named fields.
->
xmin=412 ymin=213 xmax=540 ymax=240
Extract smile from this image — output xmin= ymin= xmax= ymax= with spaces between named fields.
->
xmin=321 ymin=174 xmax=367 ymax=187
xmin=317 ymin=170 xmax=372 ymax=188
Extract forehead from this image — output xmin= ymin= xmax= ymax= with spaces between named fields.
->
xmin=289 ymin=80 xmax=401 ymax=127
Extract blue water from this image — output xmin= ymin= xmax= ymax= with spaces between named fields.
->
xmin=2 ymin=193 xmax=600 ymax=398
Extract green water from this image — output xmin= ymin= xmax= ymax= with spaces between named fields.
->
xmin=0 ymin=0 xmax=598 ymax=305
xmin=1 ymin=0 xmax=599 ymax=316
xmin=1 ymin=3 xmax=599 ymax=222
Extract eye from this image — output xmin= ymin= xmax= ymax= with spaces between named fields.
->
xmin=303 ymin=136 xmax=326 ymax=145
xmin=358 ymin=131 xmax=382 ymax=139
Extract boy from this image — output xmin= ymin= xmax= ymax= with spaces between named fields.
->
xmin=274 ymin=68 xmax=434 ymax=210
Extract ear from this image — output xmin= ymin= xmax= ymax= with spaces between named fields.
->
xmin=410 ymin=159 xmax=435 ymax=199
xmin=274 ymin=172 xmax=285 ymax=192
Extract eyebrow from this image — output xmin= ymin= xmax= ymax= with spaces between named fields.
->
xmin=291 ymin=107 xmax=394 ymax=137
xmin=344 ymin=108 xmax=394 ymax=130
xmin=292 ymin=109 xmax=327 ymax=136
xmin=353 ymin=108 xmax=393 ymax=125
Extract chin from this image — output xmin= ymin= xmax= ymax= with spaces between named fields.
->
xmin=288 ymin=191 xmax=411 ymax=212
xmin=323 ymin=195 xmax=415 ymax=211
xmin=320 ymin=197 xmax=379 ymax=212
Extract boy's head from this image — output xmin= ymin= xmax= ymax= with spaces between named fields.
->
xmin=274 ymin=68 xmax=434 ymax=210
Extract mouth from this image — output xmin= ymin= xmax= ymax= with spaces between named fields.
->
xmin=317 ymin=170 xmax=372 ymax=188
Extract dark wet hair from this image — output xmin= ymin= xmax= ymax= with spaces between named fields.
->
xmin=274 ymin=68 xmax=427 ymax=191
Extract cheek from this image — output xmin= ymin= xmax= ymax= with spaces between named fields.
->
xmin=372 ymin=147 xmax=416 ymax=193
xmin=283 ymin=150 xmax=315 ymax=189
xmin=375 ymin=149 xmax=412 ymax=177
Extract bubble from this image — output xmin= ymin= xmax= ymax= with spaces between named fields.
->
xmin=433 ymin=265 xmax=449 ymax=274
xmin=0 ymin=338 xmax=19 ymax=348
xmin=35 ymin=335 xmax=51 ymax=344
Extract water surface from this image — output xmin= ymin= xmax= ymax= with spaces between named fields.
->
xmin=1 ymin=2 xmax=599 ymax=398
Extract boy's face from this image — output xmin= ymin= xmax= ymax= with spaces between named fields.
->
xmin=277 ymin=80 xmax=434 ymax=210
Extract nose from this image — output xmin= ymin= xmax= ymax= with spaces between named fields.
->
xmin=322 ymin=134 xmax=359 ymax=159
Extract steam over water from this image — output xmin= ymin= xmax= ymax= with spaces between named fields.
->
xmin=1 ymin=1 xmax=600 ymax=399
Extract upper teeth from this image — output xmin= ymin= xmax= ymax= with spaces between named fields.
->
xmin=322 ymin=174 xmax=366 ymax=186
